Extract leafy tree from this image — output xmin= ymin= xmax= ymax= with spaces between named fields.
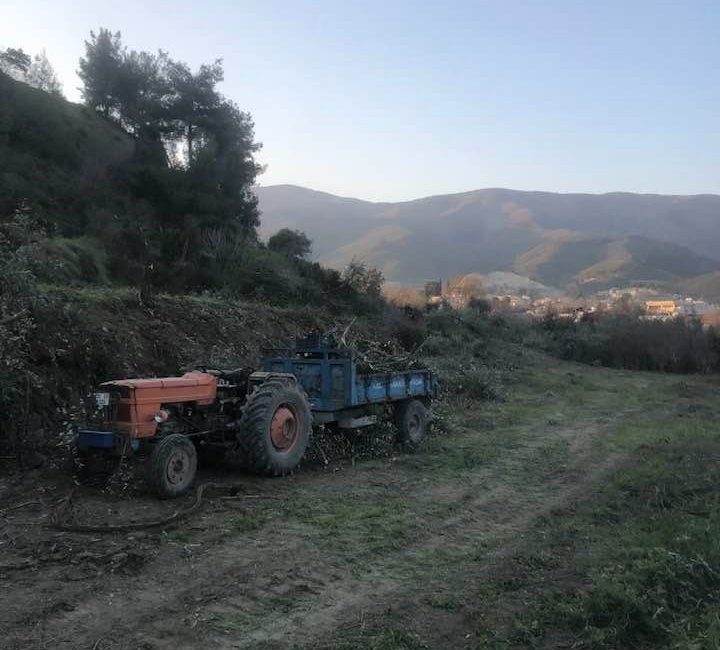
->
xmin=268 ymin=228 xmax=312 ymax=260
xmin=0 ymin=47 xmax=31 ymax=79
xmin=114 ymin=49 xmax=171 ymax=143
xmin=76 ymin=28 xmax=262 ymax=289
xmin=447 ymin=274 xmax=485 ymax=301
xmin=78 ymin=29 xmax=124 ymax=118
xmin=25 ymin=51 xmax=62 ymax=96
xmin=468 ymin=297 xmax=491 ymax=314
xmin=1 ymin=47 xmax=62 ymax=96
xmin=342 ymin=259 xmax=384 ymax=298
xmin=165 ymin=59 xmax=223 ymax=163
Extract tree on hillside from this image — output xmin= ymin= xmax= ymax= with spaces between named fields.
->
xmin=77 ymin=28 xmax=262 ymax=289
xmin=383 ymin=285 xmax=425 ymax=308
xmin=447 ymin=274 xmax=486 ymax=300
xmin=0 ymin=48 xmax=31 ymax=80
xmin=268 ymin=228 xmax=312 ymax=260
xmin=114 ymin=49 xmax=171 ymax=143
xmin=165 ymin=59 xmax=223 ymax=164
xmin=78 ymin=29 xmax=124 ymax=119
xmin=25 ymin=51 xmax=63 ymax=96
xmin=1 ymin=47 xmax=62 ymax=96
xmin=342 ymin=259 xmax=384 ymax=298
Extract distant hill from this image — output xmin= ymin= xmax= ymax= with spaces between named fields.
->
xmin=514 ymin=234 xmax=718 ymax=292
xmin=256 ymin=184 xmax=720 ymax=297
xmin=676 ymin=272 xmax=720 ymax=304
xmin=477 ymin=272 xmax=560 ymax=297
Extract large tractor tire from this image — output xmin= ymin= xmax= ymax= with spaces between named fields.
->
xmin=146 ymin=434 xmax=198 ymax=499
xmin=238 ymin=379 xmax=312 ymax=476
xmin=394 ymin=399 xmax=428 ymax=447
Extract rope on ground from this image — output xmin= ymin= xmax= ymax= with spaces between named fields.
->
xmin=48 ymin=482 xmax=243 ymax=534
xmin=0 ymin=500 xmax=42 ymax=515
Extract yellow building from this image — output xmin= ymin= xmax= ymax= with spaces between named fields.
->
xmin=645 ymin=300 xmax=678 ymax=316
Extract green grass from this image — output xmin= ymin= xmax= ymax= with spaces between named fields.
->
xmin=174 ymin=316 xmax=720 ymax=650
xmin=227 ymin=511 xmax=262 ymax=533
xmin=281 ymin=490 xmax=415 ymax=561
xmin=287 ymin=343 xmax=720 ymax=649
xmin=484 ymin=414 xmax=720 ymax=649
xmin=162 ymin=529 xmax=193 ymax=545
xmin=317 ymin=628 xmax=430 ymax=650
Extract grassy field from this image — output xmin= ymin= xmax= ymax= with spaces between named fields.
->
xmin=2 ymin=334 xmax=720 ymax=650
xmin=261 ymin=350 xmax=720 ymax=650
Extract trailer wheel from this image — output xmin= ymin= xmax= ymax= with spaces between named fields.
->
xmin=147 ymin=434 xmax=198 ymax=499
xmin=238 ymin=379 xmax=312 ymax=476
xmin=394 ymin=399 xmax=428 ymax=446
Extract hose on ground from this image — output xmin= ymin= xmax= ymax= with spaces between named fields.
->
xmin=48 ymin=482 xmax=239 ymax=534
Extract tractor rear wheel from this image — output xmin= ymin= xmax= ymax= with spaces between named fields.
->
xmin=238 ymin=379 xmax=312 ymax=476
xmin=147 ymin=434 xmax=198 ymax=498
xmin=394 ymin=399 xmax=428 ymax=446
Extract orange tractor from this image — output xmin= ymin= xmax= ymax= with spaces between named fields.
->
xmin=78 ymin=334 xmax=437 ymax=497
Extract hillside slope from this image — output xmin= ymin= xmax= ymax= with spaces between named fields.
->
xmin=12 ymin=286 xmax=334 ymax=450
xmin=256 ymin=185 xmax=720 ymax=293
xmin=0 ymin=72 xmax=135 ymax=234
xmin=675 ymin=271 xmax=720 ymax=303
xmin=514 ymin=233 xmax=719 ymax=291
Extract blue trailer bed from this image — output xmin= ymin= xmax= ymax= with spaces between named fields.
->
xmin=260 ymin=334 xmax=437 ymax=419
xmin=355 ymin=370 xmax=435 ymax=405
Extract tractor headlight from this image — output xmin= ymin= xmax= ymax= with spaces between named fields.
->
xmin=154 ymin=409 xmax=170 ymax=423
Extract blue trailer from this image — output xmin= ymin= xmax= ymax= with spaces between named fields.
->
xmin=228 ymin=332 xmax=437 ymax=482
xmin=258 ymin=335 xmax=437 ymax=430
xmin=259 ymin=333 xmax=436 ymax=427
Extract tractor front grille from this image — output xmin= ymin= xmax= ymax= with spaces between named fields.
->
xmin=83 ymin=388 xmax=124 ymax=430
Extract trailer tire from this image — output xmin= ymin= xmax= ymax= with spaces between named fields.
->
xmin=238 ymin=379 xmax=312 ymax=476
xmin=394 ymin=399 xmax=428 ymax=446
xmin=147 ymin=434 xmax=198 ymax=499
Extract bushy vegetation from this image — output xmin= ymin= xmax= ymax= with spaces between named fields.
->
xmin=0 ymin=33 xmax=384 ymax=308
xmin=0 ymin=46 xmax=62 ymax=95
xmin=0 ymin=212 xmax=39 ymax=453
xmin=537 ymin=312 xmax=720 ymax=373
xmin=423 ymin=302 xmax=720 ymax=376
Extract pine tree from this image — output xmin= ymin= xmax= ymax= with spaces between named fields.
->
xmin=0 ymin=48 xmax=31 ymax=81
xmin=78 ymin=29 xmax=123 ymax=118
xmin=25 ymin=50 xmax=63 ymax=96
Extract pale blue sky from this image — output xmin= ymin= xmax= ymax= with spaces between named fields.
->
xmin=3 ymin=0 xmax=719 ymax=201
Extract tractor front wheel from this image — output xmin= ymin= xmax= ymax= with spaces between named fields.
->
xmin=394 ymin=399 xmax=428 ymax=446
xmin=238 ymin=379 xmax=312 ymax=476
xmin=147 ymin=434 xmax=198 ymax=498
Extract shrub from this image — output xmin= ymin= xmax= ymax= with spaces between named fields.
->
xmin=24 ymin=236 xmax=109 ymax=284
xmin=442 ymin=363 xmax=503 ymax=401
xmin=536 ymin=314 xmax=720 ymax=373
xmin=0 ymin=219 xmax=38 ymax=452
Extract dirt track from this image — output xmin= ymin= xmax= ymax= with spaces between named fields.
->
xmin=0 ymin=360 xmax=692 ymax=649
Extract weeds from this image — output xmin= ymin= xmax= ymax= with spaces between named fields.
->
xmin=228 ymin=512 xmax=262 ymax=533
xmin=500 ymin=431 xmax=720 ymax=649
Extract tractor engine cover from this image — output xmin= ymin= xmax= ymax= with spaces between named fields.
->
xmin=99 ymin=371 xmax=218 ymax=438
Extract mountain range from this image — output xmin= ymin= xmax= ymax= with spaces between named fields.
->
xmin=255 ymin=184 xmax=720 ymax=298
